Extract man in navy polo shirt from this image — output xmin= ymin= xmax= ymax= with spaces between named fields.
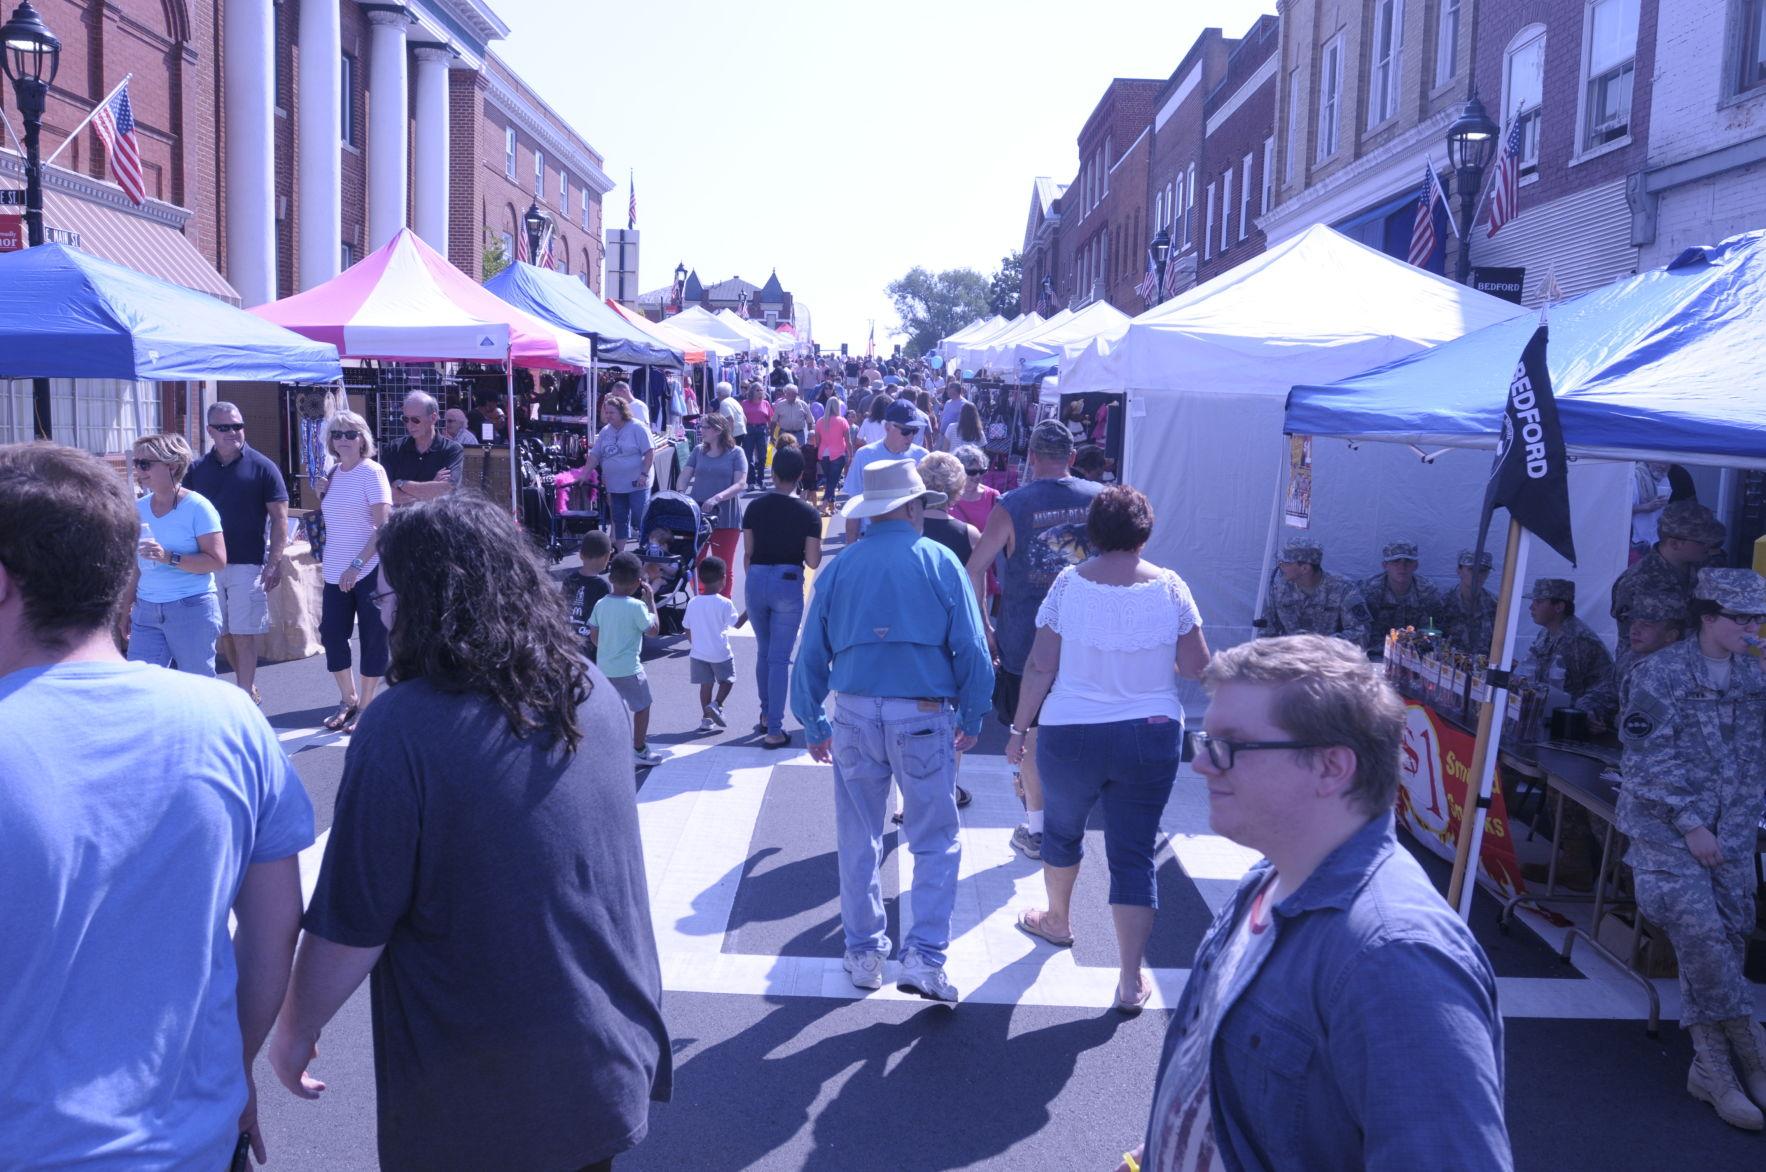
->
xmin=381 ymin=391 xmax=465 ymax=507
xmin=184 ymin=401 xmax=288 ymax=702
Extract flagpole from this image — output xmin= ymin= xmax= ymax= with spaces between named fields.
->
xmin=43 ymin=73 xmax=132 ymax=169
xmin=1429 ymin=165 xmax=1459 ymax=239
xmin=0 ymin=105 xmax=22 ymax=155
xmin=1446 ymin=515 xmax=1529 ymax=915
xmin=1465 ymin=122 xmax=1507 ymax=241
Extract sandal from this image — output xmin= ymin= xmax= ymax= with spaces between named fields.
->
xmin=1115 ymin=976 xmax=1154 ymax=1015
xmin=249 ymin=685 xmax=263 ymax=707
xmin=322 ymin=702 xmax=358 ymax=732
xmin=1015 ymin=909 xmax=1074 ymax=948
xmin=762 ymin=734 xmax=791 ymax=750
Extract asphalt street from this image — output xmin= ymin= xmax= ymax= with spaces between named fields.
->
xmin=242 ymin=494 xmax=1766 ymax=1170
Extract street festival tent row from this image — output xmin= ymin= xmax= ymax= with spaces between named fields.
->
xmin=975 ymin=299 xmax=1131 ymax=370
xmin=953 ymin=311 xmax=1052 ymax=371
xmin=940 ymin=313 xmax=1020 ymax=362
xmin=1056 ymin=225 xmax=1635 ymax=681
xmin=937 ymin=314 xmax=1005 ymax=357
xmin=602 ymin=298 xmax=726 ymax=364
xmin=671 ymin=306 xmax=776 ymax=357
xmin=250 ymin=228 xmax=593 ymax=505
xmin=483 ymin=262 xmax=682 ymax=367
xmin=715 ymin=309 xmax=798 ymax=356
xmin=1284 ymin=228 xmax=1766 ymax=903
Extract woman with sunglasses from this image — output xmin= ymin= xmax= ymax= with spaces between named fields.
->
xmin=316 ymin=410 xmax=393 ymax=733
xmin=1004 ymin=485 xmax=1210 ymax=1012
xmin=127 ymin=433 xmax=227 ymax=675
xmin=948 ymin=444 xmax=1002 ymax=609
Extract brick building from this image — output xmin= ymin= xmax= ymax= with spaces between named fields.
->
xmin=1145 ymin=28 xmax=1236 ymax=299
xmin=1197 ymin=15 xmax=1280 ymax=283
xmin=1054 ymin=78 xmax=1163 ymax=314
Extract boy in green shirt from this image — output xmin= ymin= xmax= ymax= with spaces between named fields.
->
xmin=589 ymin=552 xmax=663 ymax=766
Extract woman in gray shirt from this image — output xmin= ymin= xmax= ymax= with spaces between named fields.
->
xmin=585 ymin=395 xmax=654 ymax=549
xmin=679 ymin=411 xmax=748 ymax=597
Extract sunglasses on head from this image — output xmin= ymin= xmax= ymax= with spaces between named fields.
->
xmin=331 ymin=429 xmax=361 ymax=441
xmin=132 ymin=458 xmax=159 ymax=470
xmin=208 ymin=422 xmax=245 ymax=433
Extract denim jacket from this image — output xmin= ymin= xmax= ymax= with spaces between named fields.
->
xmin=1146 ymin=814 xmax=1511 ymax=1172
xmin=790 ymin=520 xmax=994 ymax=742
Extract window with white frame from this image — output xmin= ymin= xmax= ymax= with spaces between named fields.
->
xmin=1318 ymin=35 xmax=1344 ymax=160
xmin=1582 ymin=0 xmax=1639 ymax=148
xmin=1368 ymin=1 xmax=1404 ymax=127
xmin=1285 ymin=68 xmax=1302 ymax=180
xmin=534 ymin=150 xmax=545 ymax=198
xmin=341 ymin=242 xmax=355 ymax=269
xmin=1436 ymin=0 xmax=1462 ymax=87
xmin=1220 ymin=170 xmax=1233 ymax=252
xmin=582 ymin=188 xmax=590 ymax=230
xmin=1743 ymin=0 xmax=1766 ymax=92
xmin=341 ymin=55 xmax=358 ymax=146
xmin=1261 ymin=137 xmax=1275 ymax=213
xmin=1204 ymin=182 xmax=1215 ymax=259
xmin=1504 ymin=28 xmax=1546 ymax=177
xmin=1239 ymin=154 xmax=1253 ymax=240
xmin=560 ymin=171 xmax=569 ymax=211
xmin=1154 ymin=190 xmax=1165 ymax=235
xmin=504 ymin=126 xmax=517 ymax=180
xmin=1185 ymin=164 xmax=1197 ymax=245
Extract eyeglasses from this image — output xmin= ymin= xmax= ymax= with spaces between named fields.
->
xmin=962 ymin=465 xmax=986 ymax=475
xmin=331 ymin=429 xmax=361 ymax=441
xmin=1187 ymin=731 xmax=1335 ymax=771
xmin=131 ymin=458 xmax=159 ymax=470
xmin=1720 ymin=612 xmax=1765 ymax=626
xmin=403 ymin=415 xmax=428 ymax=425
xmin=208 ymin=422 xmax=245 ymax=433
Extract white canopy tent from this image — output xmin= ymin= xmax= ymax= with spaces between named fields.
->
xmin=1053 ymin=225 xmax=1634 ymax=661
xmin=982 ymin=300 xmax=1130 ymax=369
xmin=715 ymin=308 xmax=794 ymax=355
xmin=944 ymin=314 xmax=1022 ymax=363
xmin=672 ymin=306 xmax=771 ymax=355
xmin=938 ymin=314 xmax=1005 ymax=357
xmin=954 ymin=311 xmax=1049 ymax=370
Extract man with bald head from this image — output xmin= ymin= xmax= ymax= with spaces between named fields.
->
xmin=380 ymin=391 xmax=464 ymax=507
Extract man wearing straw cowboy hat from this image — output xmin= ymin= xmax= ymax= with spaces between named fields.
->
xmin=791 ymin=459 xmax=993 ymax=1005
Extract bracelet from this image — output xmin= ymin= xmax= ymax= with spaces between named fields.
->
xmin=1008 ymin=725 xmax=1029 ymax=737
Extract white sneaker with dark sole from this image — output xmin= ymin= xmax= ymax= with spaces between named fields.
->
xmin=896 ymin=952 xmax=958 ymax=1005
xmin=698 ymin=717 xmax=717 ymax=732
xmin=633 ymin=748 xmax=664 ymax=767
xmin=842 ymin=950 xmax=885 ymax=990
xmin=706 ymin=703 xmax=727 ymax=729
xmin=1010 ymin=824 xmax=1043 ymax=860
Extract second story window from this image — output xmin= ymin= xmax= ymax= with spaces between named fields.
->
xmin=560 ymin=171 xmax=569 ymax=212
xmin=1582 ymin=0 xmax=1639 ymax=148
xmin=1743 ymin=0 xmax=1766 ymax=93
xmin=1368 ymin=1 xmax=1404 ymax=127
xmin=534 ymin=150 xmax=545 ymax=198
xmin=1436 ymin=0 xmax=1462 ymax=88
xmin=504 ymin=127 xmax=517 ymax=180
xmin=341 ymin=55 xmax=358 ymax=146
xmin=582 ymin=188 xmax=590 ymax=230
xmin=1504 ymin=28 xmax=1546 ymax=178
xmin=1318 ymin=35 xmax=1344 ymax=161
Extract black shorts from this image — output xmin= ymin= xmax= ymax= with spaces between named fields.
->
xmin=992 ymin=668 xmax=1040 ymax=730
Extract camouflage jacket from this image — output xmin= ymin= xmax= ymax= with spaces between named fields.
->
xmin=1616 ymin=639 xmax=1766 ymax=860
xmin=1259 ymin=572 xmax=1371 ymax=648
xmin=1361 ymin=573 xmax=1444 ymax=651
xmin=1523 ymin=615 xmax=1615 ymax=709
xmin=1437 ymin=586 xmax=1498 ymax=656
xmin=1608 ymin=548 xmax=1693 ymax=649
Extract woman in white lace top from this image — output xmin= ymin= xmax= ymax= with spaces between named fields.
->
xmin=1005 ymin=485 xmax=1210 ymax=1011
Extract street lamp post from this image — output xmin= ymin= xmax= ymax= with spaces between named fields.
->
xmin=1148 ymin=226 xmax=1172 ymax=307
xmin=522 ymin=201 xmax=551 ymax=269
xmin=1446 ymin=96 xmax=1499 ymax=285
xmin=671 ymin=261 xmax=686 ymax=314
xmin=1 ymin=0 xmax=61 ymax=439
xmin=737 ymin=290 xmax=748 ymax=318
xmin=1039 ymin=274 xmax=1054 ymax=314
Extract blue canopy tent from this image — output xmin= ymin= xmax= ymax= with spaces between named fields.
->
xmin=0 ymin=244 xmax=341 ymax=382
xmin=483 ymin=262 xmax=682 ymax=367
xmin=1285 ymin=231 xmax=1766 ymax=469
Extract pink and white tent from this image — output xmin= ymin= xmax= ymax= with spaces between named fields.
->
xmin=250 ymin=228 xmax=593 ymax=369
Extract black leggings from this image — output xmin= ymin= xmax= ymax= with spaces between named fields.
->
xmin=320 ymin=567 xmax=389 ymax=677
xmin=741 ymin=430 xmax=768 ymax=484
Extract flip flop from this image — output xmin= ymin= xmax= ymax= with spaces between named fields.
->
xmin=1016 ymin=909 xmax=1074 ymax=948
xmin=1115 ymin=979 xmax=1154 ymax=1015
xmin=322 ymin=703 xmax=358 ymax=732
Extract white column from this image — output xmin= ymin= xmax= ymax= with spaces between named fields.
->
xmin=365 ymin=7 xmax=410 ymax=250
xmin=223 ymin=0 xmax=276 ymax=304
xmin=297 ymin=0 xmax=342 ymax=286
xmin=411 ymin=46 xmax=451 ymax=255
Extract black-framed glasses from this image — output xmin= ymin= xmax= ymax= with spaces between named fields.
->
xmin=131 ymin=457 xmax=158 ymax=470
xmin=331 ymin=429 xmax=361 ymax=440
xmin=1187 ymin=731 xmax=1334 ymax=771
xmin=1720 ymin=611 xmax=1765 ymax=626
xmin=208 ymin=422 xmax=245 ymax=433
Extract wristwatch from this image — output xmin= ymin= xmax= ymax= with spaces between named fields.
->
xmin=168 ymin=551 xmax=183 ymax=567
xmin=394 ymin=479 xmax=407 ymax=491
xmin=349 ymin=557 xmax=365 ymax=570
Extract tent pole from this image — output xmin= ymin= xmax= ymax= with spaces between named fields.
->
xmin=1252 ymin=439 xmax=1291 ymax=633
xmin=1448 ymin=516 xmax=1529 ymax=917
xmin=506 ymin=356 xmax=518 ymax=521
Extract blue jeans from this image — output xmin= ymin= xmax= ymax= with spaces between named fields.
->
xmin=741 ymin=431 xmax=768 ymax=486
xmin=1037 ymin=717 xmax=1182 ymax=907
xmin=746 ymin=564 xmax=805 ymax=735
xmin=608 ymin=488 xmax=650 ymax=543
xmin=819 ymin=456 xmax=847 ymax=497
xmin=128 ymin=593 xmax=223 ymax=677
xmin=831 ymin=694 xmax=961 ymax=967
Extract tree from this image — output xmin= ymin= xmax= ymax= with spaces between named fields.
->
xmin=886 ymin=266 xmax=990 ymax=356
xmin=988 ymin=251 xmax=1023 ymax=318
xmin=482 ymin=230 xmax=511 ymax=280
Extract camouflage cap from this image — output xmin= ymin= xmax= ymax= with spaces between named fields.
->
xmin=1627 ymin=594 xmax=1687 ymax=624
xmin=1692 ymin=567 xmax=1766 ymax=612
xmin=1457 ymin=548 xmax=1495 ymax=570
xmin=1695 ymin=516 xmax=1728 ymax=546
xmin=1381 ymin=540 xmax=1420 ymax=562
xmin=1278 ymin=538 xmax=1324 ymax=565
xmin=1524 ymin=577 xmax=1575 ymax=602
xmin=1657 ymin=499 xmax=1715 ymax=541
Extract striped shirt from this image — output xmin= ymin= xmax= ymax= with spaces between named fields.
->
xmin=320 ymin=460 xmax=393 ymax=584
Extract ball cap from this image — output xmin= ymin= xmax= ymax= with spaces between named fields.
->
xmin=1457 ymin=548 xmax=1494 ymax=570
xmin=882 ymin=399 xmax=925 ymax=433
xmin=1381 ymin=540 xmax=1420 ymax=562
xmin=1525 ymin=578 xmax=1575 ymax=602
xmin=1029 ymin=417 xmax=1075 ymax=455
xmin=1693 ymin=567 xmax=1766 ymax=612
xmin=1278 ymin=538 xmax=1324 ymax=565
xmin=1657 ymin=499 xmax=1716 ymax=541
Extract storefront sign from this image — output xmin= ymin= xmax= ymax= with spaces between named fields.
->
xmin=1473 ymin=266 xmax=1526 ymax=304
xmin=1396 ymin=699 xmax=1526 ymax=900
xmin=0 ymin=215 xmax=22 ymax=252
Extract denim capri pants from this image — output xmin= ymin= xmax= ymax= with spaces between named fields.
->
xmin=1036 ymin=716 xmax=1183 ymax=907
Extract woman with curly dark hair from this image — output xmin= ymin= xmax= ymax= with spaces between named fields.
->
xmin=270 ymin=494 xmax=671 ymax=1171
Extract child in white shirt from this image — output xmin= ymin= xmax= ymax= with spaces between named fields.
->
xmin=683 ymin=556 xmax=744 ymax=731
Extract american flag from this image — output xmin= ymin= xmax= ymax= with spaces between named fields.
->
xmin=1135 ymin=250 xmax=1160 ymax=303
xmin=514 ymin=229 xmax=529 ymax=263
xmin=540 ymin=226 xmax=555 ymax=270
xmin=627 ymin=171 xmax=636 ymax=230
xmin=92 ymin=82 xmax=145 ymax=206
xmin=1407 ymin=165 xmax=1439 ymax=269
xmin=1161 ymin=217 xmax=1184 ymax=296
xmin=1487 ymin=121 xmax=1523 ymax=238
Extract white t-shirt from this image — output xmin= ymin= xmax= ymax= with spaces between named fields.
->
xmin=1035 ymin=565 xmax=1202 ymax=725
xmin=683 ymin=592 xmax=738 ymax=663
xmin=320 ymin=459 xmax=394 ymax=584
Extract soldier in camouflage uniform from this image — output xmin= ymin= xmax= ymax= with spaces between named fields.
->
xmin=1522 ymin=578 xmax=1615 ymax=712
xmin=1437 ymin=548 xmax=1498 ymax=655
xmin=1617 ymin=568 xmax=1766 ymax=1129
xmin=1609 ymin=499 xmax=1719 ymax=652
xmin=1258 ymin=538 xmax=1371 ymax=649
xmin=1360 ymin=539 xmax=1442 ymax=653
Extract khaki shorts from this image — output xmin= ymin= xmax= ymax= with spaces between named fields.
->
xmin=608 ymin=670 xmax=653 ymax=713
xmin=216 ymin=563 xmax=270 ymax=635
xmin=690 ymin=656 xmax=736 ymax=684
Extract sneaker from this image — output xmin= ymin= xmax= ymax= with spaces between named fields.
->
xmin=897 ymin=951 xmax=958 ymax=1005
xmin=634 ymin=747 xmax=664 ymax=767
xmin=698 ymin=716 xmax=717 ymax=732
xmin=1011 ymin=824 xmax=1043 ymax=860
xmin=706 ymin=702 xmax=727 ymax=729
xmin=843 ymin=949 xmax=885 ymax=990
xmin=955 ymin=785 xmax=972 ymax=809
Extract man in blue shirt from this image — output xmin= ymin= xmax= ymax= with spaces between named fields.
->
xmin=1135 ymin=634 xmax=1509 ymax=1170
xmin=841 ymin=398 xmax=929 ymax=545
xmin=792 ymin=458 xmax=993 ymax=1005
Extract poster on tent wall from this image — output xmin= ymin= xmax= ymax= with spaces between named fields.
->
xmin=1284 ymin=434 xmax=1313 ymax=528
xmin=1396 ymin=699 xmax=1526 ymax=902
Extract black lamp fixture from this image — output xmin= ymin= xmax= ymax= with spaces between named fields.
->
xmin=1 ymin=0 xmax=60 ymax=439
xmin=737 ymin=289 xmax=749 ymax=317
xmin=1148 ymin=226 xmax=1172 ymax=306
xmin=1445 ymin=96 xmax=1499 ymax=284
xmin=522 ymin=200 xmax=551 ymax=267
xmin=1039 ymin=274 xmax=1054 ymax=313
xmin=671 ymin=260 xmax=687 ymax=312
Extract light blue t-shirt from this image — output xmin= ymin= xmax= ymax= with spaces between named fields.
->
xmin=136 ymin=490 xmax=223 ymax=603
xmin=0 ymin=660 xmax=316 ymax=1170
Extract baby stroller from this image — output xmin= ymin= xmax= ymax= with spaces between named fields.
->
xmin=637 ymin=491 xmax=711 ymax=634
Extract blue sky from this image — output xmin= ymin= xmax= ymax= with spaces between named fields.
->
xmin=492 ymin=0 xmax=1274 ymax=349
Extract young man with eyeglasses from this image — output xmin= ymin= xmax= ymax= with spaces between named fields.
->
xmin=379 ymin=391 xmax=464 ymax=507
xmin=1132 ymin=634 xmax=1509 ymax=1171
xmin=1617 ymin=567 xmax=1766 ymax=1129
xmin=184 ymin=402 xmax=289 ymax=703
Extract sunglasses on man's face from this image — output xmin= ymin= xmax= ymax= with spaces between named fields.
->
xmin=332 ymin=429 xmax=361 ymax=441
xmin=132 ymin=458 xmax=160 ymax=471
xmin=403 ymin=415 xmax=428 ymax=425
xmin=209 ymin=422 xmax=245 ymax=433
xmin=1721 ymin=612 xmax=1766 ymax=626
